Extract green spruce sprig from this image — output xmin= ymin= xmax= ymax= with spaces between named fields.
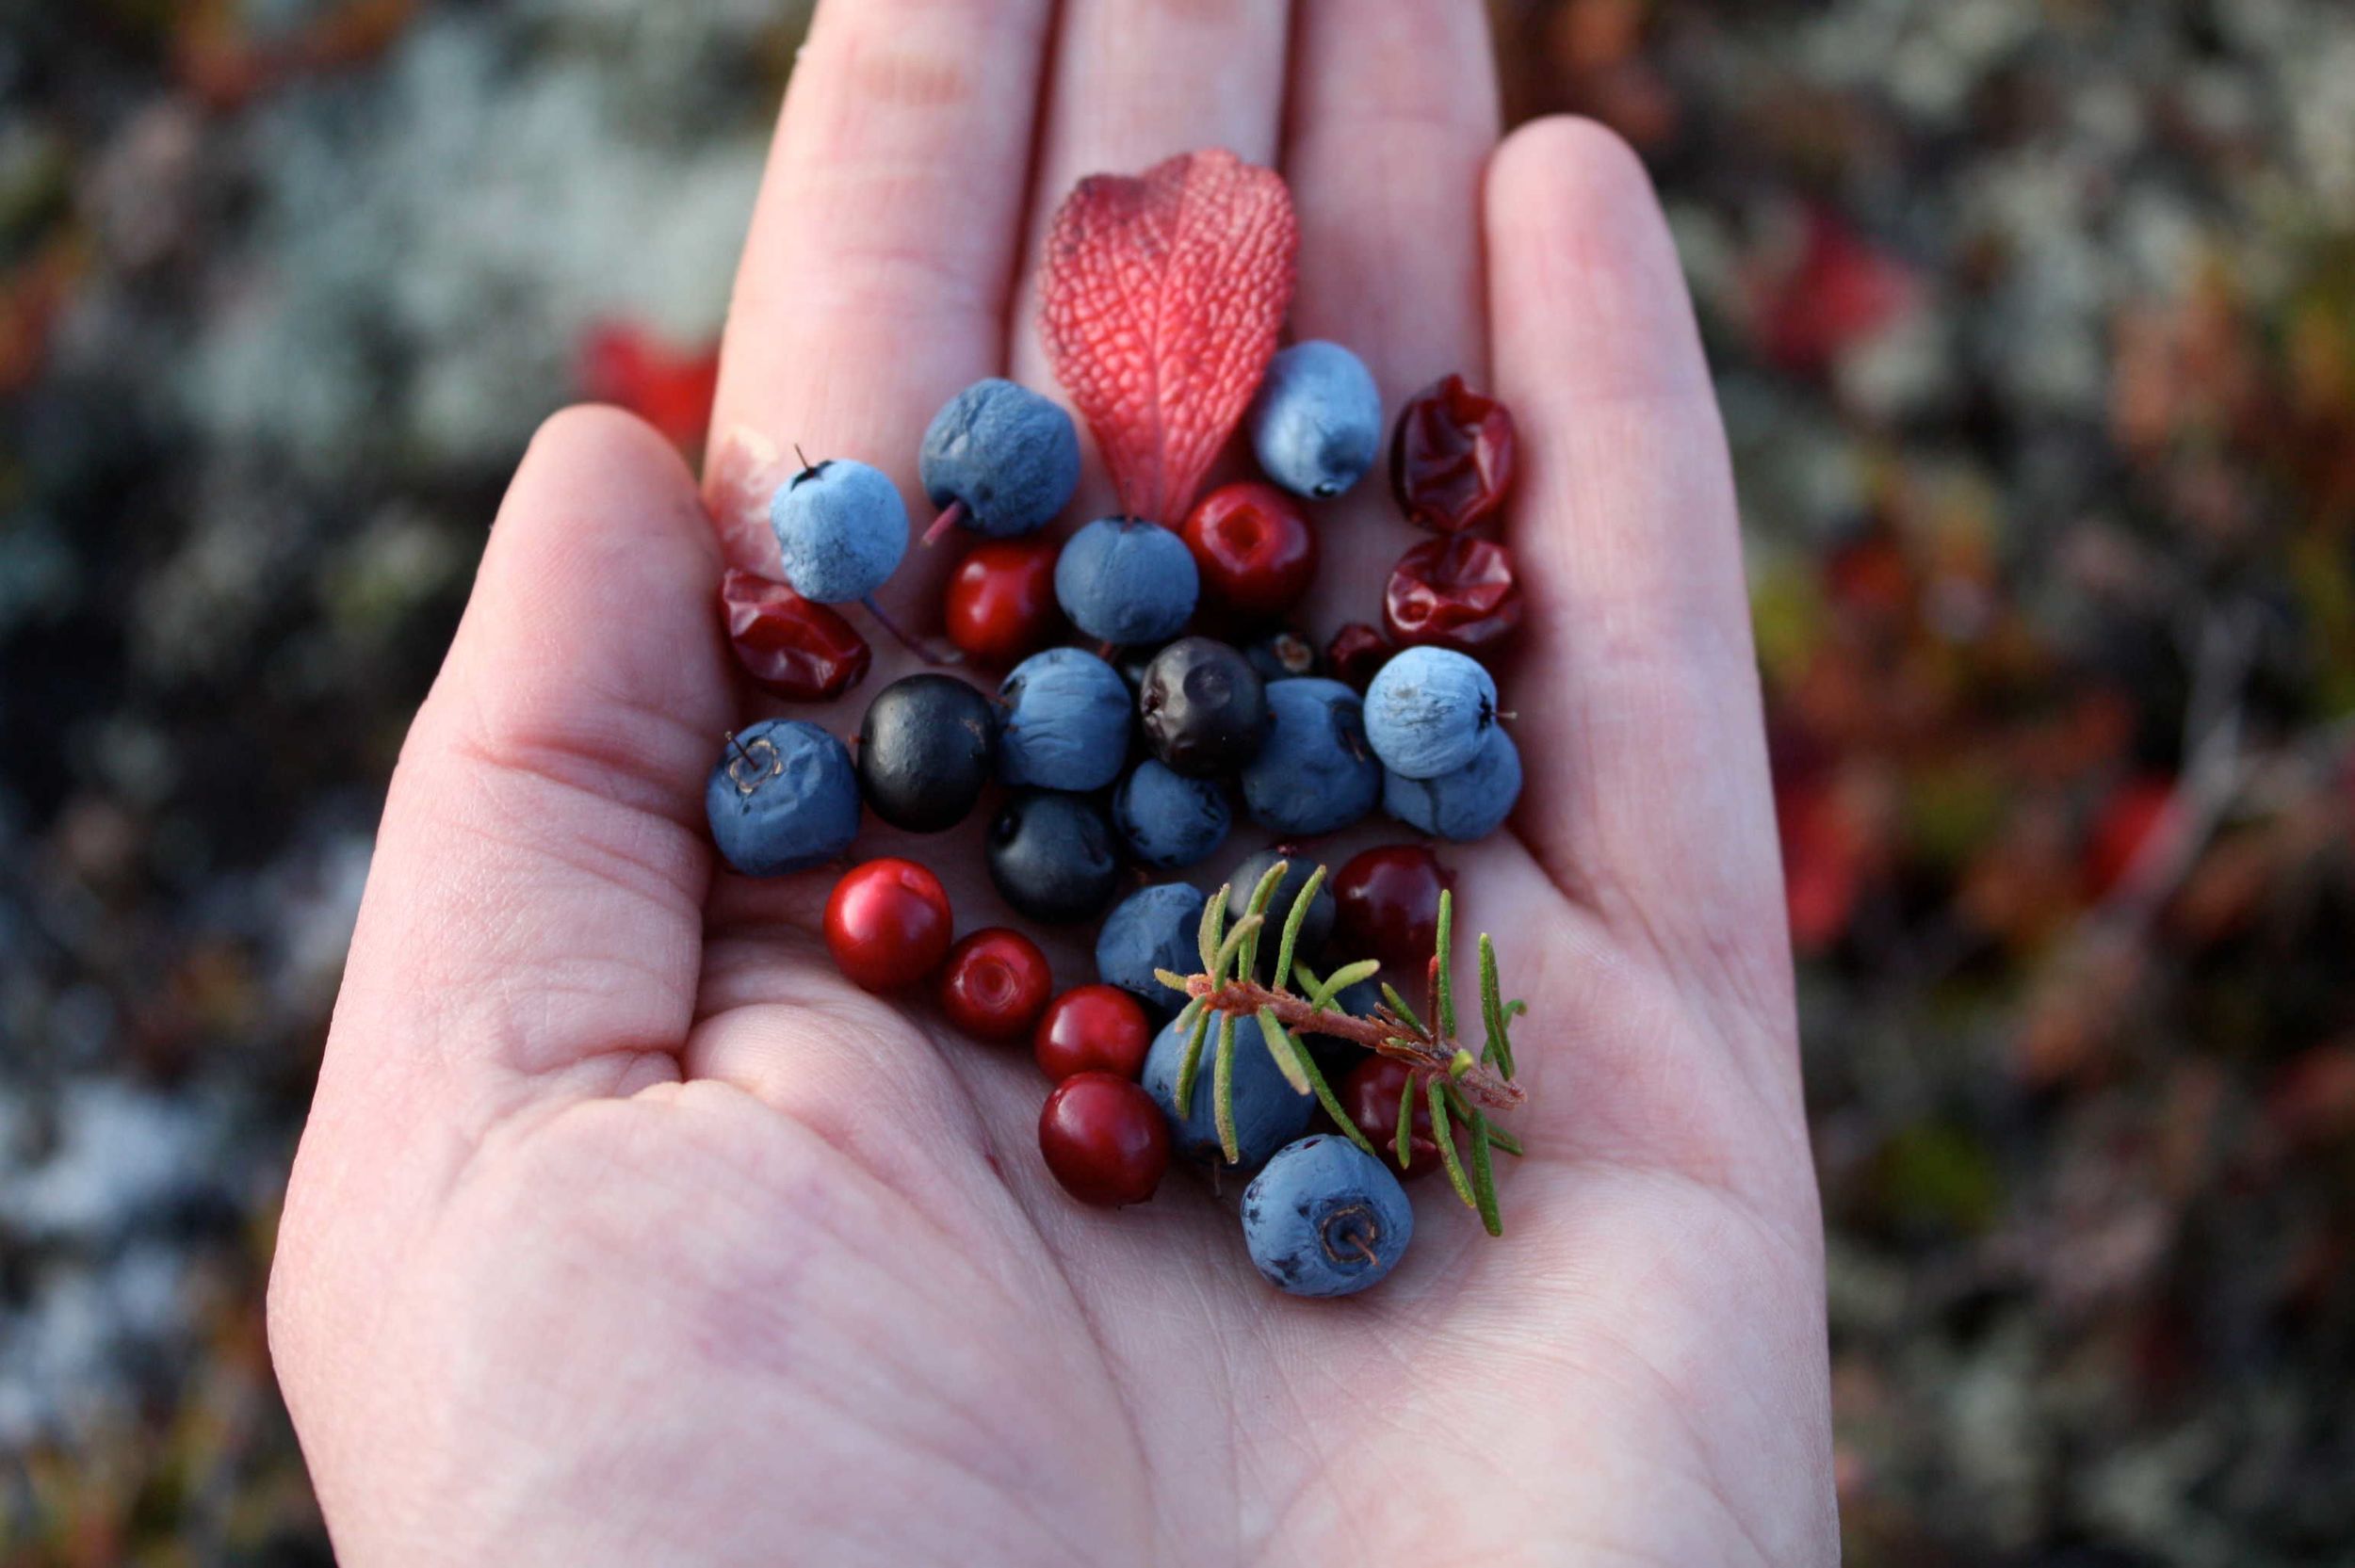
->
xmin=1155 ymin=863 xmax=1529 ymax=1235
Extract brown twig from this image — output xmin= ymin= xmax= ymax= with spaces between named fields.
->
xmin=1184 ymin=976 xmax=1527 ymax=1110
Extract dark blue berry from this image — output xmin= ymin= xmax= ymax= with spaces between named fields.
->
xmin=855 ymin=673 xmax=996 ymax=832
xmin=1247 ymin=342 xmax=1383 ymax=500
xmin=1139 ymin=637 xmax=1271 ymax=779
xmin=1142 ymin=1010 xmax=1317 ymax=1167
xmin=1383 ymin=725 xmax=1521 ymax=841
xmin=1240 ymin=677 xmax=1381 ymax=837
xmin=769 ymin=458 xmax=908 ymax=603
xmin=919 ymin=379 xmax=1080 ymax=538
xmin=705 ymin=719 xmax=860 ymax=876
xmin=1241 ymin=1134 xmax=1415 ymax=1297
xmin=1054 ymin=518 xmax=1199 ymax=646
xmin=1363 ymin=646 xmax=1498 ymax=780
xmin=998 ymin=647 xmax=1130 ymax=792
xmin=1112 ymin=759 xmax=1231 ymax=869
xmin=1095 ymin=882 xmax=1209 ymax=1014
xmin=986 ymin=789 xmax=1122 ymax=924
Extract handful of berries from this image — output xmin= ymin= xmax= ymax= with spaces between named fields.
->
xmin=700 ymin=151 xmax=1530 ymax=1299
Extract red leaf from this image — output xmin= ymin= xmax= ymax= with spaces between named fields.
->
xmin=1039 ymin=149 xmax=1297 ymax=525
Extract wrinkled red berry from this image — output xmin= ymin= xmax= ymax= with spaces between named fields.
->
xmin=1389 ymin=374 xmax=1517 ymax=534
xmin=1180 ymin=481 xmax=1319 ymax=617
xmin=823 ymin=859 xmax=953 ymax=993
xmin=1330 ymin=845 xmax=1453 ymax=978
xmin=721 ymin=568 xmax=872 ymax=702
xmin=1038 ymin=1072 xmax=1171 ymax=1206
xmin=1339 ymin=1057 xmax=1442 ymax=1181
xmin=1324 ymin=622 xmax=1392 ymax=693
xmin=1384 ymin=537 xmax=1525 ymax=656
xmin=939 ymin=928 xmax=1054 ymax=1043
xmin=1033 ymin=984 xmax=1154 ymax=1082
xmin=945 ymin=539 xmax=1063 ymax=666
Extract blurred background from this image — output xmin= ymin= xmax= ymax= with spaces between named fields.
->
xmin=3 ymin=0 xmax=2352 ymax=1561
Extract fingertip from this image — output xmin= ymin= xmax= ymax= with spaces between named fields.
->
xmin=1484 ymin=116 xmax=1708 ymax=405
xmin=506 ymin=403 xmax=718 ymax=564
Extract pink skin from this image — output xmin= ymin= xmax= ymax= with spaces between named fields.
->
xmin=268 ymin=5 xmax=1835 ymax=1565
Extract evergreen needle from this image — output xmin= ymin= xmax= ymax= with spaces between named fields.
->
xmin=1198 ymin=884 xmax=1229 ymax=972
xmin=1435 ymin=889 xmax=1456 ymax=1039
xmin=1213 ymin=1011 xmax=1240 ymax=1164
xmin=1394 ymin=1071 xmax=1415 ymax=1170
xmin=1255 ymin=1006 xmax=1311 ymax=1094
xmin=1427 ymin=1077 xmax=1476 ymax=1209
xmin=1470 ymin=1113 xmax=1503 ymax=1237
xmin=1380 ymin=983 xmax=1426 ymax=1034
xmin=1273 ymin=864 xmax=1326 ymax=992
xmin=1173 ymin=1005 xmax=1212 ymax=1117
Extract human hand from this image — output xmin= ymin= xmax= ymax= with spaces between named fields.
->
xmin=268 ymin=3 xmax=1837 ymax=1562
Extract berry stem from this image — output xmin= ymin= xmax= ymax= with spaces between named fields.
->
xmin=857 ymin=595 xmax=963 ymax=667
xmin=1182 ymin=974 xmax=1526 ymax=1110
xmin=921 ymin=498 xmax=967 ymax=547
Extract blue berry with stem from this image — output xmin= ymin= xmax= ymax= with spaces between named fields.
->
xmin=919 ymin=378 xmax=1080 ymax=542
xmin=1142 ymin=1010 xmax=1316 ymax=1168
xmin=1095 ymin=882 xmax=1210 ymax=1014
xmin=1241 ymin=1134 xmax=1415 ymax=1298
xmin=1384 ymin=724 xmax=1522 ymax=841
xmin=1054 ymin=518 xmax=1199 ymax=647
xmin=770 ymin=456 xmax=907 ymax=604
xmin=704 ymin=719 xmax=860 ymax=877
xmin=1112 ymin=759 xmax=1231 ymax=869
xmin=1239 ymin=677 xmax=1382 ymax=837
xmin=998 ymin=647 xmax=1132 ymax=791
xmin=1247 ymin=341 xmax=1383 ymax=500
xmin=1363 ymin=645 xmax=1500 ymax=780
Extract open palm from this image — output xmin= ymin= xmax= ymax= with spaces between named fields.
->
xmin=268 ymin=4 xmax=1835 ymax=1562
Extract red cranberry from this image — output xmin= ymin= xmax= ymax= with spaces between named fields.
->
xmin=1038 ymin=1072 xmax=1170 ymax=1206
xmin=721 ymin=568 xmax=871 ymax=701
xmin=1339 ymin=1057 xmax=1443 ymax=1180
xmin=1179 ymin=481 xmax=1319 ymax=618
xmin=1324 ymin=622 xmax=1392 ymax=693
xmin=1330 ymin=845 xmax=1453 ymax=978
xmin=1384 ymin=536 xmax=1525 ymax=656
xmin=945 ymin=539 xmax=1063 ymax=666
xmin=823 ymin=858 xmax=953 ymax=993
xmin=1033 ymin=984 xmax=1154 ymax=1082
xmin=939 ymin=928 xmax=1053 ymax=1042
xmin=1389 ymin=374 xmax=1517 ymax=534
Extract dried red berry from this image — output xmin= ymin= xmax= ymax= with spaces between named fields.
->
xmin=1389 ymin=374 xmax=1517 ymax=534
xmin=944 ymin=539 xmax=1063 ymax=667
xmin=1180 ymin=481 xmax=1319 ymax=617
xmin=1039 ymin=150 xmax=1298 ymax=524
xmin=1324 ymin=622 xmax=1392 ymax=693
xmin=1383 ymin=537 xmax=1525 ymax=657
xmin=721 ymin=568 xmax=872 ymax=702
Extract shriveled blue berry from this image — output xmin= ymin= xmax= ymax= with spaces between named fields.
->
xmin=1095 ymin=882 xmax=1209 ymax=1013
xmin=1383 ymin=725 xmax=1521 ymax=841
xmin=1240 ymin=677 xmax=1381 ymax=837
xmin=705 ymin=719 xmax=860 ymax=877
xmin=920 ymin=379 xmax=1080 ymax=538
xmin=998 ymin=647 xmax=1131 ymax=792
xmin=769 ymin=458 xmax=908 ymax=603
xmin=1241 ymin=1134 xmax=1415 ymax=1298
xmin=1363 ymin=645 xmax=1499 ymax=780
xmin=1112 ymin=759 xmax=1232 ymax=869
xmin=1248 ymin=341 xmax=1384 ymax=500
xmin=1054 ymin=517 xmax=1199 ymax=646
xmin=1142 ymin=1010 xmax=1316 ymax=1167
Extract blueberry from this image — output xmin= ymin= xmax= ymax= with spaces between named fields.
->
xmin=855 ymin=673 xmax=997 ymax=832
xmin=1247 ymin=342 xmax=1383 ymax=500
xmin=998 ymin=647 xmax=1131 ymax=792
xmin=1363 ymin=646 xmax=1499 ymax=780
xmin=1224 ymin=849 xmax=1334 ymax=976
xmin=704 ymin=719 xmax=860 ymax=877
xmin=1113 ymin=759 xmax=1231 ymax=869
xmin=1142 ymin=1010 xmax=1317 ymax=1167
xmin=1139 ymin=637 xmax=1272 ymax=778
xmin=919 ymin=379 xmax=1080 ymax=538
xmin=1054 ymin=518 xmax=1199 ymax=646
xmin=1096 ymin=882 xmax=1209 ymax=1012
xmin=1240 ymin=678 xmax=1382 ymax=838
xmin=1383 ymin=725 xmax=1521 ymax=841
xmin=987 ymin=789 xmax=1122 ymax=923
xmin=1243 ymin=630 xmax=1321 ymax=684
xmin=769 ymin=458 xmax=908 ymax=603
xmin=1241 ymin=1134 xmax=1415 ymax=1298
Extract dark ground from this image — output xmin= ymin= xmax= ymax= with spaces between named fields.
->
xmin=3 ymin=1 xmax=2353 ymax=1561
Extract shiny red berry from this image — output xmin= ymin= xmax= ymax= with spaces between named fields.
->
xmin=1038 ymin=1072 xmax=1170 ymax=1206
xmin=945 ymin=538 xmax=1063 ymax=666
xmin=823 ymin=858 xmax=953 ymax=993
xmin=1330 ymin=845 xmax=1454 ymax=978
xmin=1389 ymin=373 xmax=1517 ymax=534
xmin=1384 ymin=536 xmax=1525 ymax=657
xmin=1324 ymin=622 xmax=1392 ymax=693
xmin=1033 ymin=984 xmax=1154 ymax=1082
xmin=1339 ymin=1056 xmax=1442 ymax=1180
xmin=721 ymin=568 xmax=872 ymax=702
xmin=939 ymin=927 xmax=1053 ymax=1042
xmin=1179 ymin=481 xmax=1319 ymax=618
